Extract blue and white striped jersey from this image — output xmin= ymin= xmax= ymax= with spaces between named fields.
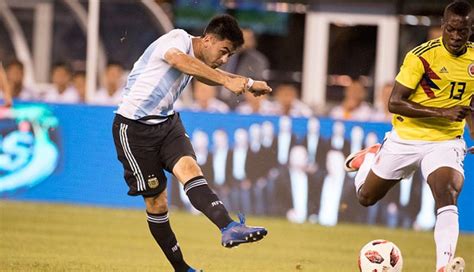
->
xmin=116 ymin=29 xmax=194 ymax=124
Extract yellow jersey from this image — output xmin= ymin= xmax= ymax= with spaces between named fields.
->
xmin=394 ymin=37 xmax=474 ymax=141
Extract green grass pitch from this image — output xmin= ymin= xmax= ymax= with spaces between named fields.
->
xmin=1 ymin=200 xmax=472 ymax=271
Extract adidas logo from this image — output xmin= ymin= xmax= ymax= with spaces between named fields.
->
xmin=439 ymin=67 xmax=449 ymax=73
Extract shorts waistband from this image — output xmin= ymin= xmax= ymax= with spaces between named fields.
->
xmin=115 ymin=114 xmax=173 ymax=126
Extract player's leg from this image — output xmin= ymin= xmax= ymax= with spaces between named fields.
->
xmin=173 ymin=156 xmax=234 ymax=229
xmin=427 ymin=168 xmax=464 ymax=272
xmin=112 ymin=115 xmax=196 ymax=272
xmin=345 ymin=143 xmax=401 ymax=207
xmin=421 ymin=139 xmax=466 ymax=272
xmin=161 ymin=113 xmax=267 ymax=247
xmin=145 ymin=190 xmax=194 ymax=272
xmin=357 ymin=171 xmax=400 ymax=207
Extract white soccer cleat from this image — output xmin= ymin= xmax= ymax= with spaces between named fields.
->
xmin=344 ymin=144 xmax=381 ymax=172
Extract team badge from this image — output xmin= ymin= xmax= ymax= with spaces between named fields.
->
xmin=147 ymin=176 xmax=159 ymax=188
xmin=469 ymin=63 xmax=474 ymax=77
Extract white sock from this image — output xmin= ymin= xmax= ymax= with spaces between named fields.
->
xmin=434 ymin=205 xmax=459 ymax=271
xmin=354 ymin=153 xmax=375 ymax=194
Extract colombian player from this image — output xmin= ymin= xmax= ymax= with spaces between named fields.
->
xmin=345 ymin=1 xmax=473 ymax=271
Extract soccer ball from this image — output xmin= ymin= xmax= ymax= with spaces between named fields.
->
xmin=358 ymin=239 xmax=403 ymax=272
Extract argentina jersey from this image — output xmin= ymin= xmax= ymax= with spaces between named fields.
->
xmin=116 ymin=29 xmax=194 ymax=124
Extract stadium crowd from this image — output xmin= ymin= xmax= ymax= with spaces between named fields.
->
xmin=0 ymin=56 xmax=393 ymax=123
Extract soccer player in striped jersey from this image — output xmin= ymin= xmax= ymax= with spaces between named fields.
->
xmin=345 ymin=1 xmax=473 ymax=271
xmin=112 ymin=15 xmax=270 ymax=272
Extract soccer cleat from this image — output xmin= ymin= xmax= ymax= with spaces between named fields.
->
xmin=187 ymin=268 xmax=203 ymax=272
xmin=440 ymin=257 xmax=465 ymax=272
xmin=344 ymin=143 xmax=381 ymax=172
xmin=221 ymin=213 xmax=267 ymax=248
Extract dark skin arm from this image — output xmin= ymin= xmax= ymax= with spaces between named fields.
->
xmin=466 ymin=96 xmax=474 ymax=154
xmin=388 ymin=81 xmax=471 ymax=122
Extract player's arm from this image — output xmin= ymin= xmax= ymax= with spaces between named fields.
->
xmin=467 ymin=114 xmax=474 ymax=153
xmin=388 ymin=82 xmax=471 ymax=121
xmin=0 ymin=63 xmax=12 ymax=107
xmin=389 ymin=49 xmax=470 ymax=121
xmin=165 ymin=48 xmax=248 ymax=95
xmin=466 ymin=96 xmax=474 ymax=154
xmin=191 ymin=65 xmax=271 ymax=96
xmin=216 ymin=69 xmax=272 ymax=97
xmin=193 ymin=69 xmax=243 ymax=87
xmin=164 ymin=45 xmax=271 ymax=96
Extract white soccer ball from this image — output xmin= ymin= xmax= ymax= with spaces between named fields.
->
xmin=359 ymin=239 xmax=403 ymax=272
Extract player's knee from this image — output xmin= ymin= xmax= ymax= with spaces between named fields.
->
xmin=174 ymin=156 xmax=203 ymax=182
xmin=145 ymin=195 xmax=168 ymax=214
xmin=448 ymin=185 xmax=461 ymax=200
xmin=436 ymin=186 xmax=461 ymax=207
xmin=359 ymin=198 xmax=377 ymax=207
xmin=150 ymin=201 xmax=168 ymax=214
xmin=358 ymin=192 xmax=378 ymax=207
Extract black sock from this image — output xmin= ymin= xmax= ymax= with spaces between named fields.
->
xmin=147 ymin=211 xmax=190 ymax=272
xmin=184 ymin=176 xmax=233 ymax=229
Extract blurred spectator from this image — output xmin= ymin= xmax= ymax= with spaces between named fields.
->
xmin=235 ymin=91 xmax=278 ymax=115
xmin=329 ymin=79 xmax=373 ymax=121
xmin=371 ymin=83 xmax=394 ymax=122
xmin=92 ymin=61 xmax=124 ymax=105
xmin=220 ymin=28 xmax=269 ymax=109
xmin=3 ymin=60 xmax=35 ymax=101
xmin=72 ymin=71 xmax=86 ymax=103
xmin=230 ymin=28 xmax=269 ymax=80
xmin=43 ymin=62 xmax=80 ymax=103
xmin=273 ymin=83 xmax=313 ymax=117
xmin=0 ymin=62 xmax=12 ymax=107
xmin=190 ymin=80 xmax=229 ymax=113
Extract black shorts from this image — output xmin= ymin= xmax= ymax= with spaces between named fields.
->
xmin=112 ymin=113 xmax=195 ymax=197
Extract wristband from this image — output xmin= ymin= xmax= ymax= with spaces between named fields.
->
xmin=246 ymin=78 xmax=254 ymax=89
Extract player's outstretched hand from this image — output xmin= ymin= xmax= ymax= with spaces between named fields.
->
xmin=441 ymin=105 xmax=472 ymax=122
xmin=249 ymin=81 xmax=272 ymax=97
xmin=468 ymin=146 xmax=474 ymax=154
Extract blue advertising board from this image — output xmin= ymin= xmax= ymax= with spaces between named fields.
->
xmin=1 ymin=103 xmax=473 ymax=232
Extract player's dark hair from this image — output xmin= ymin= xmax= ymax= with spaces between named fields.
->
xmin=204 ymin=14 xmax=244 ymax=49
xmin=444 ymin=0 xmax=472 ymax=19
